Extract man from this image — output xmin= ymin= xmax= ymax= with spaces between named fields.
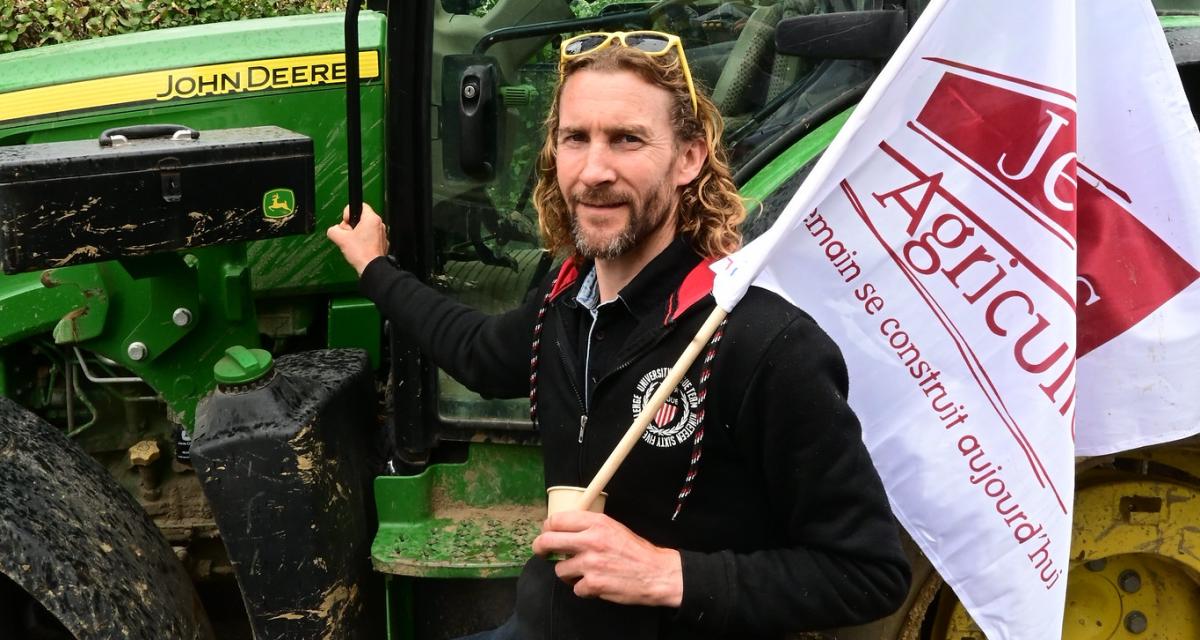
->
xmin=328 ymin=31 xmax=909 ymax=639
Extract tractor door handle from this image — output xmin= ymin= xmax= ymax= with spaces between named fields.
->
xmin=459 ymin=64 xmax=497 ymax=180
xmin=99 ymin=124 xmax=200 ymax=147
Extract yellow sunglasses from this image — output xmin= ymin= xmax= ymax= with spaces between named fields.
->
xmin=559 ymin=31 xmax=698 ymax=115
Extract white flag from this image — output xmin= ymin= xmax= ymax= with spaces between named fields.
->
xmin=711 ymin=1 xmax=1200 ymax=638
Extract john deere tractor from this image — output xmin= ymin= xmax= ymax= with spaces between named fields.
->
xmin=1 ymin=1 xmax=1199 ymax=638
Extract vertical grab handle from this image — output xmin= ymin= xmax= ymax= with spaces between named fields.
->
xmin=345 ymin=2 xmax=363 ymax=227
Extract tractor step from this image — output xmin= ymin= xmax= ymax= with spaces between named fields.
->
xmin=372 ymin=443 xmax=545 ymax=578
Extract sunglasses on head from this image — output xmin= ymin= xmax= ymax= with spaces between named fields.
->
xmin=559 ymin=31 xmax=698 ymax=115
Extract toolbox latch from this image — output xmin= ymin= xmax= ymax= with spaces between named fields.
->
xmin=159 ymin=159 xmax=182 ymax=203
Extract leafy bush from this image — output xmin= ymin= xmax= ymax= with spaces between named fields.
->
xmin=0 ymin=0 xmax=347 ymax=54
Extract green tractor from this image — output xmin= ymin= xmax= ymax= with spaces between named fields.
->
xmin=2 ymin=1 xmax=1199 ymax=638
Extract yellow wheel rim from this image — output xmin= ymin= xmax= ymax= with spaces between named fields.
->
xmin=927 ymin=477 xmax=1200 ymax=639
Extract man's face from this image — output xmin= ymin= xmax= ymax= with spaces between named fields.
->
xmin=555 ymin=69 xmax=701 ymax=260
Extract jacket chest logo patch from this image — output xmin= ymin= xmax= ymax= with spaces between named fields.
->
xmin=632 ymin=368 xmax=700 ymax=448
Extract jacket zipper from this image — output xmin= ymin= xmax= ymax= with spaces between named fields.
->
xmin=555 ymin=339 xmax=589 ymax=483
xmin=555 ymin=339 xmax=586 ymax=412
xmin=576 ymin=413 xmax=589 ymax=484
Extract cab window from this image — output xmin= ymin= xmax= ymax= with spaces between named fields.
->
xmin=429 ymin=0 xmax=887 ymax=430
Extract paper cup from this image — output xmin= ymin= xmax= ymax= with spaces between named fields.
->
xmin=546 ymin=485 xmax=606 ymax=516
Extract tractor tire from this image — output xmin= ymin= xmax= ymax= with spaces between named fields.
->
xmin=0 ymin=397 xmax=215 ymax=640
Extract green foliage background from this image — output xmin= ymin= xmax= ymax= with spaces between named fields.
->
xmin=0 ymin=0 xmax=347 ymax=54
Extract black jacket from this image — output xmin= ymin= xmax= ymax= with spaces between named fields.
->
xmin=360 ymin=239 xmax=910 ymax=639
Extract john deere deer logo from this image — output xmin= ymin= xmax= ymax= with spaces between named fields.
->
xmin=262 ymin=188 xmax=296 ymax=220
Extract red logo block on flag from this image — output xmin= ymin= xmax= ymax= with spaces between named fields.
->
xmin=1075 ymin=177 xmax=1199 ymax=356
xmin=914 ymin=64 xmax=1199 ymax=356
xmin=916 ymin=70 xmax=1078 ymax=242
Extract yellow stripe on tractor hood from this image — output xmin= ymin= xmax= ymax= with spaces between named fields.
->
xmin=0 ymin=51 xmax=379 ymax=124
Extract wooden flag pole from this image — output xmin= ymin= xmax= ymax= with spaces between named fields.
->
xmin=576 ymin=306 xmax=729 ymax=511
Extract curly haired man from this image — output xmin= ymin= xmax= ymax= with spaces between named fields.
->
xmin=329 ymin=33 xmax=909 ymax=640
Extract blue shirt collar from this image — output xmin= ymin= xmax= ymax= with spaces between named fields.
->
xmin=575 ymin=266 xmax=600 ymax=311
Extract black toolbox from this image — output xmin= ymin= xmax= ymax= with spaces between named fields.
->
xmin=0 ymin=124 xmax=314 ymax=274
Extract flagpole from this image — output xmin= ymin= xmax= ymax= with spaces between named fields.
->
xmin=576 ymin=307 xmax=728 ymax=511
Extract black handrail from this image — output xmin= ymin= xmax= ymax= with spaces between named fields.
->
xmin=345 ymin=2 xmax=364 ymax=227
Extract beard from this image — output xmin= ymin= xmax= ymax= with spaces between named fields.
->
xmin=568 ymin=179 xmax=674 ymax=260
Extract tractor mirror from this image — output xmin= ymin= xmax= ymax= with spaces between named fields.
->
xmin=775 ymin=10 xmax=907 ymax=60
